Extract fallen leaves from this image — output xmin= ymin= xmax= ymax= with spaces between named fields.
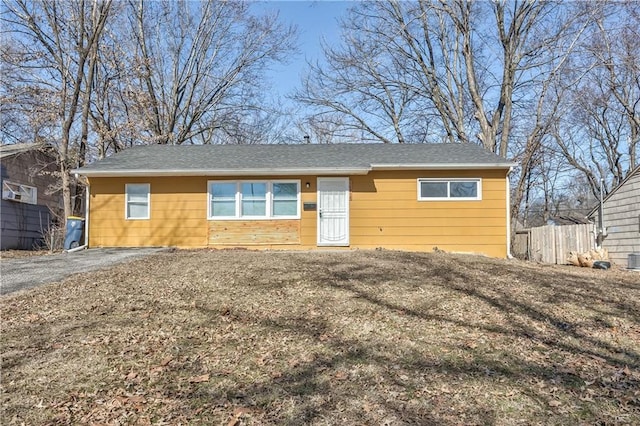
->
xmin=334 ymin=371 xmax=349 ymax=381
xmin=227 ymin=407 xmax=252 ymax=426
xmin=160 ymin=355 xmax=173 ymax=367
xmin=189 ymin=374 xmax=210 ymax=383
xmin=2 ymin=249 xmax=639 ymax=425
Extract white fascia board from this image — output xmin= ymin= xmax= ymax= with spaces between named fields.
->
xmin=72 ymin=167 xmax=372 ymax=177
xmin=73 ymin=163 xmax=519 ymax=177
xmin=370 ymin=163 xmax=518 ymax=170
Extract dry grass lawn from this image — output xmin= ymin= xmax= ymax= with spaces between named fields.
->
xmin=2 ymin=249 xmax=639 ymax=425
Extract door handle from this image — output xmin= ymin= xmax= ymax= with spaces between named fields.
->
xmin=319 ymin=209 xmax=322 ymax=218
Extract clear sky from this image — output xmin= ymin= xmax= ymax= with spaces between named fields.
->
xmin=253 ymin=1 xmax=352 ymax=102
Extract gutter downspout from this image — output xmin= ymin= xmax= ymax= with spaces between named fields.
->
xmin=84 ymin=180 xmax=90 ymax=248
xmin=67 ymin=244 xmax=87 ymax=253
xmin=596 ymin=178 xmax=606 ymax=249
xmin=65 ymin=174 xmax=89 ymax=253
xmin=506 ymin=166 xmax=514 ymax=259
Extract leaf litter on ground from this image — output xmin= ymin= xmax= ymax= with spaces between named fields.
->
xmin=1 ymin=249 xmax=639 ymax=425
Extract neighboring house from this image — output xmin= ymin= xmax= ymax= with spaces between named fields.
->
xmin=587 ymin=166 xmax=640 ymax=268
xmin=1 ymin=143 xmax=62 ymax=250
xmin=73 ymin=143 xmax=516 ymax=257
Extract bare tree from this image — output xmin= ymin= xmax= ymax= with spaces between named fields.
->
xmin=291 ymin=114 xmax=363 ymax=145
xmin=295 ymin=0 xmax=573 ymax=156
xmin=2 ymin=0 xmax=298 ymax=224
xmin=123 ymin=0 xmax=296 ymax=145
xmin=296 ymin=4 xmax=420 ymax=144
xmin=3 ymin=0 xmax=112 ymax=220
xmin=85 ymin=1 xmax=137 ymax=159
xmin=552 ymin=0 xmax=640 ymax=198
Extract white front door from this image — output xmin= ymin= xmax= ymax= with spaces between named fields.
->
xmin=317 ymin=177 xmax=350 ymax=246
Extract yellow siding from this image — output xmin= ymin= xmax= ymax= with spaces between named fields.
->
xmin=88 ymin=169 xmax=509 ymax=257
xmin=349 ymin=170 xmax=508 ymax=257
xmin=89 ymin=177 xmax=210 ymax=248
xmin=88 ymin=176 xmax=318 ymax=249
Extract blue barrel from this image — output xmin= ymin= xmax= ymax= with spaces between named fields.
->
xmin=63 ymin=216 xmax=85 ymax=250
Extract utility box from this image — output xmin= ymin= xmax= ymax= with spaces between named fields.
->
xmin=64 ymin=216 xmax=85 ymax=250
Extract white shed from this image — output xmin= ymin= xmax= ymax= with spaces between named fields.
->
xmin=588 ymin=166 xmax=640 ymax=268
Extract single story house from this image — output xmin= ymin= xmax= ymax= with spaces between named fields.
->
xmin=73 ymin=143 xmax=516 ymax=257
xmin=587 ymin=165 xmax=640 ymax=268
xmin=1 ymin=143 xmax=62 ymax=250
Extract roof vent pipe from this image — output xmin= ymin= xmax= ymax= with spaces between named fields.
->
xmin=303 ymin=135 xmax=310 ymax=144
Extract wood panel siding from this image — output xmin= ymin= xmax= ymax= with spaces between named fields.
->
xmin=87 ymin=169 xmax=509 ymax=257
xmin=209 ymin=220 xmax=299 ymax=245
xmin=592 ymin=169 xmax=640 ymax=267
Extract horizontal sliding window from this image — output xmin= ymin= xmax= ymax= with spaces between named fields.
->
xmin=418 ymin=178 xmax=481 ymax=201
xmin=208 ymin=180 xmax=300 ymax=219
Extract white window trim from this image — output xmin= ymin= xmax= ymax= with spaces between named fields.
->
xmin=208 ymin=180 xmax=300 ymax=220
xmin=2 ymin=180 xmax=37 ymax=205
xmin=417 ymin=178 xmax=482 ymax=201
xmin=125 ymin=183 xmax=150 ymax=220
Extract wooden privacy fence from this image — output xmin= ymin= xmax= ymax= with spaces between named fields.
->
xmin=528 ymin=224 xmax=595 ymax=264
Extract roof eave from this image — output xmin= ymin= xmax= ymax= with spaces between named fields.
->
xmin=73 ymin=167 xmax=372 ymax=177
xmin=370 ymin=163 xmax=517 ymax=170
xmin=74 ymin=163 xmax=518 ymax=177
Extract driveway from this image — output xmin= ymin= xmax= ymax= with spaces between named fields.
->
xmin=1 ymin=248 xmax=166 ymax=295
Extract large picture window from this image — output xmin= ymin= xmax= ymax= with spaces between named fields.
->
xmin=125 ymin=183 xmax=150 ymax=219
xmin=208 ymin=180 xmax=300 ymax=219
xmin=417 ymin=178 xmax=481 ymax=201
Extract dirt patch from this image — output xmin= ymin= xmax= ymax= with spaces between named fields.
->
xmin=1 ymin=249 xmax=639 ymax=425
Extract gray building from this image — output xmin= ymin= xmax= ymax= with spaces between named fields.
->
xmin=588 ymin=166 xmax=640 ymax=268
xmin=1 ymin=144 xmax=62 ymax=250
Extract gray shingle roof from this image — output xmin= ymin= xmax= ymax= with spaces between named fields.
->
xmin=75 ymin=143 xmax=515 ymax=177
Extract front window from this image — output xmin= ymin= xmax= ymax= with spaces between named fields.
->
xmin=418 ymin=178 xmax=481 ymax=201
xmin=272 ymin=182 xmax=298 ymax=216
xmin=208 ymin=180 xmax=300 ymax=219
xmin=125 ymin=183 xmax=150 ymax=219
xmin=211 ymin=183 xmax=237 ymax=217
xmin=241 ymin=182 xmax=267 ymax=217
